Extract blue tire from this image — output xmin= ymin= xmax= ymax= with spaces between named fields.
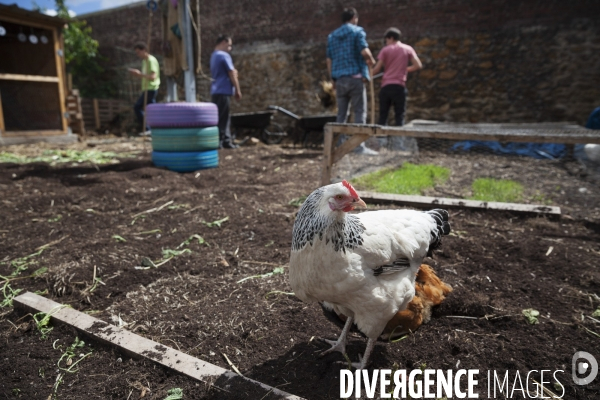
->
xmin=151 ymin=127 xmax=219 ymax=152
xmin=152 ymin=150 xmax=219 ymax=172
xmin=146 ymin=102 xmax=218 ymax=128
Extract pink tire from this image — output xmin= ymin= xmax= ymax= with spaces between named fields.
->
xmin=146 ymin=102 xmax=218 ymax=128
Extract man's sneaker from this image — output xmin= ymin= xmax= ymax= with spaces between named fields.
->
xmin=353 ymin=144 xmax=378 ymax=155
xmin=139 ymin=130 xmax=151 ymax=137
xmin=222 ymin=142 xmax=239 ymax=149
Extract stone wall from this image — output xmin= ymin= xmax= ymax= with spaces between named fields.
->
xmin=81 ymin=0 xmax=600 ymax=125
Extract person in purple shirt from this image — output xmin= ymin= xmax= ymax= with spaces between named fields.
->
xmin=210 ymin=34 xmax=242 ymax=149
xmin=372 ymin=27 xmax=422 ymax=127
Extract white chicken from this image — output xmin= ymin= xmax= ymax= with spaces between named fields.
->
xmin=289 ymin=180 xmax=451 ymax=369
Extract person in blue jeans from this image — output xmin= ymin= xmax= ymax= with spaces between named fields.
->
xmin=210 ymin=34 xmax=242 ymax=149
xmin=326 ymin=7 xmax=377 ymax=155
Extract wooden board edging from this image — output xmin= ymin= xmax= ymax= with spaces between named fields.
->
xmin=359 ymin=191 xmax=561 ymax=215
xmin=13 ymin=292 xmax=305 ymax=400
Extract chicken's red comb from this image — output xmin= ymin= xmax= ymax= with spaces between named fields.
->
xmin=342 ymin=180 xmax=359 ymax=198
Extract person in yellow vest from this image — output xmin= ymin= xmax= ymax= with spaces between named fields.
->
xmin=129 ymin=42 xmax=160 ymax=133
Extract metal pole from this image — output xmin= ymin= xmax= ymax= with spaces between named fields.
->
xmin=183 ymin=0 xmax=196 ymax=102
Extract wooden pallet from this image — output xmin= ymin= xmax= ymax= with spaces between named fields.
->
xmin=66 ymin=89 xmax=85 ymax=137
xmin=81 ymin=98 xmax=130 ymax=132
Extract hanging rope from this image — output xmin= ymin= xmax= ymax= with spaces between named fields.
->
xmin=187 ymin=0 xmax=211 ymax=81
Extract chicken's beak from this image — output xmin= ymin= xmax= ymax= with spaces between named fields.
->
xmin=353 ymin=198 xmax=367 ymax=210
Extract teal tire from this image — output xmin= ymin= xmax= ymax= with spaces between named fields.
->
xmin=152 ymin=150 xmax=219 ymax=172
xmin=151 ymin=126 xmax=219 ymax=152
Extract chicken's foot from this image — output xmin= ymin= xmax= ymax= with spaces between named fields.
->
xmin=319 ymin=316 xmax=353 ymax=357
xmin=352 ymin=338 xmax=375 ymax=370
xmin=334 ymin=338 xmax=376 ymax=370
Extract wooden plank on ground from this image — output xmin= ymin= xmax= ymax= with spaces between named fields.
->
xmin=359 ymin=191 xmax=561 ymax=215
xmin=1 ymin=130 xmax=67 ymax=137
xmin=13 ymin=292 xmax=305 ymax=400
xmin=0 ymin=134 xmax=77 ymax=146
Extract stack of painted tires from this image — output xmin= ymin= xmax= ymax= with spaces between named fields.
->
xmin=146 ymin=102 xmax=219 ymax=172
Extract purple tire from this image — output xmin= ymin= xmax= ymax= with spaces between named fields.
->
xmin=146 ymin=102 xmax=218 ymax=128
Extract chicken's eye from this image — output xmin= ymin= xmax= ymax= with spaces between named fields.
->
xmin=336 ymin=195 xmax=344 ymax=200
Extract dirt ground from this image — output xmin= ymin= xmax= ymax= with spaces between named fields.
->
xmin=1 ymin=138 xmax=599 ymax=399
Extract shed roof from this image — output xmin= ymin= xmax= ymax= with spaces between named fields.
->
xmin=0 ymin=3 xmax=67 ymax=28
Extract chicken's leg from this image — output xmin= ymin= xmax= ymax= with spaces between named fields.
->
xmin=319 ymin=316 xmax=353 ymax=357
xmin=352 ymin=338 xmax=375 ymax=370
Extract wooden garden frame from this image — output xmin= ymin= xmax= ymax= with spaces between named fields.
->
xmin=0 ymin=5 xmax=69 ymax=140
xmin=321 ymin=121 xmax=600 ymax=185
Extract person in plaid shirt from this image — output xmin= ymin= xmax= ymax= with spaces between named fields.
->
xmin=326 ymin=7 xmax=377 ymax=155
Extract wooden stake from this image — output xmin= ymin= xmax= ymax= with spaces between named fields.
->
xmin=0 ymin=89 xmax=5 ymax=133
xmin=93 ymin=98 xmax=100 ymax=129
xmin=142 ymin=10 xmax=153 ymax=134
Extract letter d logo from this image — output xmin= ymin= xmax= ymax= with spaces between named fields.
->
xmin=572 ymin=351 xmax=598 ymax=385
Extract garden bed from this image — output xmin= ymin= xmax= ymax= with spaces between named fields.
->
xmin=1 ymin=139 xmax=599 ymax=399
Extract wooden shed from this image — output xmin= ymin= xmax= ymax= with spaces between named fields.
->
xmin=0 ymin=4 xmax=75 ymax=145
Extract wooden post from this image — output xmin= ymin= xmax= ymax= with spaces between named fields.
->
xmin=52 ymin=28 xmax=68 ymax=134
xmin=0 ymin=89 xmax=5 ymax=133
xmin=321 ymin=124 xmax=334 ymax=185
xmin=93 ymin=98 xmax=100 ymax=129
xmin=369 ymin=66 xmax=375 ymax=124
xmin=67 ymin=73 xmax=73 ymax=91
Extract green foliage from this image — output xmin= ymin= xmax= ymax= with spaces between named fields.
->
xmin=288 ymin=196 xmax=308 ymax=207
xmin=1 ymin=250 xmax=47 ymax=308
xmin=178 ymin=234 xmax=207 ymax=248
xmin=112 ymin=235 xmax=127 ymax=243
xmin=470 ymin=178 xmax=523 ymax=203
xmin=203 ymin=216 xmax=230 ymax=228
xmin=51 ymin=1 xmax=116 ymax=98
xmin=161 ymin=248 xmax=192 ymax=259
xmin=164 ymin=388 xmax=183 ymax=400
xmin=57 ymin=336 xmax=92 ymax=373
xmin=522 ymin=308 xmax=540 ymax=325
xmin=352 ymin=163 xmax=450 ymax=195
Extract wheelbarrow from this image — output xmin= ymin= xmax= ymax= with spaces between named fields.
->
xmin=268 ymin=105 xmax=337 ymax=147
xmin=230 ymin=110 xmax=286 ymax=145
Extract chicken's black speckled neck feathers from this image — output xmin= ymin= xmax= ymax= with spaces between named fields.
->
xmin=291 ymin=187 xmax=365 ymax=252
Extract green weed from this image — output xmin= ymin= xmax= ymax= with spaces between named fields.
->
xmin=33 ymin=305 xmax=70 ymax=339
xmin=288 ymin=196 xmax=308 ymax=207
xmin=178 ymin=234 xmax=207 ymax=249
xmin=1 ymin=249 xmax=47 ymax=307
xmin=522 ymin=308 xmax=540 ymax=325
xmin=57 ymin=337 xmax=92 ymax=373
xmin=203 ymin=216 xmax=229 ymax=228
xmin=470 ymin=178 xmax=523 ymax=203
xmin=237 ymin=267 xmax=285 ymax=284
xmin=111 ymin=235 xmax=126 ymax=243
xmin=163 ymin=388 xmax=183 ymax=400
xmin=352 ymin=163 xmax=450 ymax=195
